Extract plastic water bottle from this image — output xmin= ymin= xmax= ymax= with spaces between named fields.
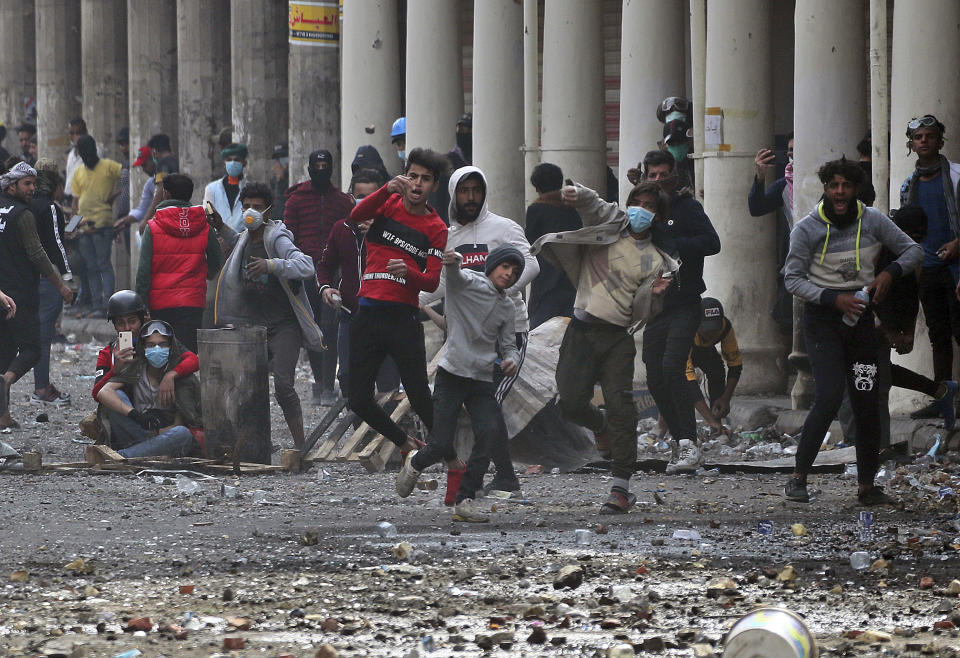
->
xmin=850 ymin=551 xmax=871 ymax=570
xmin=842 ymin=286 xmax=870 ymax=326
xmin=574 ymin=529 xmax=593 ymax=545
xmin=377 ymin=521 xmax=398 ymax=538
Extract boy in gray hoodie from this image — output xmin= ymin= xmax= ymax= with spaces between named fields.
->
xmin=783 ymin=158 xmax=921 ymax=505
xmin=397 ymin=244 xmax=523 ymax=523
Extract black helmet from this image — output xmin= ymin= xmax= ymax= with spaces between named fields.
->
xmin=106 ymin=290 xmax=147 ymax=321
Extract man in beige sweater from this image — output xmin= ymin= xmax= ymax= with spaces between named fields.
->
xmin=531 ymin=180 xmax=676 ymax=514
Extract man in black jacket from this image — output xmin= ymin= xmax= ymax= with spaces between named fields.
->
xmin=641 ymin=150 xmax=721 ymax=474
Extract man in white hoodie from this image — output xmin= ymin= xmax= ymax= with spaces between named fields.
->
xmin=420 ymin=166 xmax=539 ymax=502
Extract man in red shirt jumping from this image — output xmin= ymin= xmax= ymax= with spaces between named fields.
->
xmin=347 ymin=148 xmax=449 ymax=454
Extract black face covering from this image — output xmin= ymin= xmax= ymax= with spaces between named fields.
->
xmin=823 ymin=196 xmax=859 ymax=228
xmin=310 ymin=168 xmax=332 ymax=188
xmin=456 ymin=132 xmax=472 ymax=162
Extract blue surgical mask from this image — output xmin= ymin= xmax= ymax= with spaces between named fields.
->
xmin=225 ymin=160 xmax=243 ymax=177
xmin=279 ymin=156 xmax=289 ymax=167
xmin=666 ymin=143 xmax=689 ymax=163
xmin=397 ymin=150 xmax=406 ymax=161
xmin=626 ymin=206 xmax=655 ymax=233
xmin=144 ymin=346 xmax=170 ymax=368
xmin=665 ymin=110 xmax=686 ymax=123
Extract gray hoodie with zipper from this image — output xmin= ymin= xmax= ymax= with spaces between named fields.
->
xmin=419 ymin=166 xmax=539 ymax=332
xmin=784 ymin=200 xmax=922 ymax=307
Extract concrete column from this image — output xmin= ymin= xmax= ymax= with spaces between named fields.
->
xmin=340 ymin=0 xmax=402 ymax=186
xmin=888 ymin=0 xmax=960 ymax=410
xmin=288 ymin=1 xmax=340 ymax=187
xmin=472 ymin=0 xmax=524 ymax=224
xmin=177 ymin=0 xmax=231 ymax=193
xmin=522 ymin=0 xmax=540 ymax=207
xmin=868 ymin=0 xmax=889 ymax=214
xmin=0 ymin=4 xmax=37 ymax=133
xmin=405 ymin=0 xmax=462 ymax=155
xmin=80 ymin=0 xmax=127 ymax=159
xmin=35 ymin=0 xmax=79 ymax=168
xmin=619 ymin=0 xmax=686 ymax=202
xmin=540 ymin=0 xmax=605 ymax=193
xmin=701 ymin=0 xmax=782 ymax=394
xmin=793 ymin=0 xmax=867 ymax=219
xmin=688 ymin=0 xmax=706 ymax=199
xmin=231 ymin=0 xmax=288 ymax=186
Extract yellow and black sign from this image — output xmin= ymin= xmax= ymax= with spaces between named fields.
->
xmin=288 ymin=1 xmax=339 ymax=46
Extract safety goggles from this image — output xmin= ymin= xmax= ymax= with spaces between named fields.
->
xmin=140 ymin=320 xmax=174 ymax=339
xmin=908 ymin=115 xmax=939 ymax=131
xmin=660 ymin=96 xmax=690 ymax=113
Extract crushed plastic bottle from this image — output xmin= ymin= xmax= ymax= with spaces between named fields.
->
xmin=175 ymin=474 xmax=199 ymax=496
xmin=672 ymin=529 xmax=701 ymax=540
xmin=112 ymin=651 xmax=143 ymax=658
xmin=757 ymin=520 xmax=773 ymax=536
xmin=221 ymin=484 xmax=240 ymax=498
xmin=318 ymin=468 xmax=332 ymax=483
xmin=609 ymin=584 xmax=633 ymax=602
xmin=927 ymin=434 xmax=942 ymax=458
xmin=858 ymin=511 xmax=874 ymax=542
xmin=574 ymin=529 xmax=593 ymax=546
xmin=421 ymin=635 xmax=436 ymax=652
xmin=842 ymin=463 xmax=858 ymax=479
xmin=850 ymin=551 xmax=871 ymax=570
xmin=377 ymin=521 xmax=398 ymax=538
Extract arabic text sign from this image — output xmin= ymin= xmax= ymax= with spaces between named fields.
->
xmin=289 ymin=1 xmax=339 ymax=46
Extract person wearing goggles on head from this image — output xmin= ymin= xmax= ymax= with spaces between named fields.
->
xmin=895 ymin=115 xmax=960 ymax=421
xmin=208 ymin=182 xmax=324 ymax=450
xmin=135 ymin=174 xmax=223 ymax=354
xmin=95 ymin=319 xmax=202 ymax=458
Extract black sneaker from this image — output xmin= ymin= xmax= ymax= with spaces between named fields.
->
xmin=910 ymin=401 xmax=941 ymax=420
xmin=784 ymin=477 xmax=810 ymax=502
xmin=481 ymin=478 xmax=522 ymax=499
xmin=858 ymin=485 xmax=897 ymax=506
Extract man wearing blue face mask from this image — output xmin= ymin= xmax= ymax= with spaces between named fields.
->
xmin=530 ymin=180 xmax=678 ymax=514
xmin=95 ymin=319 xmax=202 ymax=458
xmin=209 ymin=182 xmax=324 ymax=450
xmin=203 ymin=143 xmax=248 ymax=231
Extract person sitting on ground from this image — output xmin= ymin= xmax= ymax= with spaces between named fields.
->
xmin=396 ymin=245 xmax=524 ymax=523
xmin=683 ymin=297 xmax=742 ymax=436
xmin=531 ymin=180 xmax=677 ymax=514
xmin=209 ymin=182 xmax=324 ymax=450
xmin=95 ymin=320 xmax=202 ymax=458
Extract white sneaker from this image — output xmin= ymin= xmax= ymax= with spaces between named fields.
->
xmin=452 ymin=498 xmax=490 ymax=523
xmin=395 ymin=449 xmax=421 ymax=498
xmin=666 ymin=439 xmax=702 ymax=474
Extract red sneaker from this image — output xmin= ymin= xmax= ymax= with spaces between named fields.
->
xmin=444 ymin=467 xmax=465 ymax=507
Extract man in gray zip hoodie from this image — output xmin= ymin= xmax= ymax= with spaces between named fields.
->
xmin=399 ymin=245 xmax=523 ymax=523
xmin=783 ymin=158 xmax=921 ymax=506
xmin=420 ymin=165 xmax=539 ymax=501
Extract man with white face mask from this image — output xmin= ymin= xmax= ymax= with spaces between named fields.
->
xmin=135 ymin=174 xmax=223 ymax=353
xmin=209 ymin=182 xmax=324 ymax=449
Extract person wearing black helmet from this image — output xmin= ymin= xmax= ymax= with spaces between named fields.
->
xmin=95 ymin=319 xmax=202 ymax=458
xmin=91 ymin=290 xmax=199 ymax=405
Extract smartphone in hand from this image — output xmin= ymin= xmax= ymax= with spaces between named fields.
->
xmin=118 ymin=331 xmax=133 ymax=351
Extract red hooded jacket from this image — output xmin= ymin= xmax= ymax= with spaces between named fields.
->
xmin=283 ymin=180 xmax=355 ymax=265
xmin=147 ymin=205 xmax=211 ymax=310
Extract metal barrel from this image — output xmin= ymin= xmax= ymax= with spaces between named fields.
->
xmin=197 ymin=327 xmax=272 ymax=464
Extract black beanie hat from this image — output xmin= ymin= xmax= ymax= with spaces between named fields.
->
xmin=484 ymin=245 xmax=525 ymax=278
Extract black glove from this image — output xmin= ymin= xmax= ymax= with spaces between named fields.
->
xmin=127 ymin=408 xmax=162 ymax=432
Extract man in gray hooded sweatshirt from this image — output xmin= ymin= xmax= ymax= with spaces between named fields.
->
xmin=783 ymin=158 xmax=921 ymax=506
xmin=420 ymin=166 xmax=539 ymax=502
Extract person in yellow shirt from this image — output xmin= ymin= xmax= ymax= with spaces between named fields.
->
xmin=71 ymin=134 xmax=122 ymax=318
xmin=684 ymin=297 xmax=742 ymax=433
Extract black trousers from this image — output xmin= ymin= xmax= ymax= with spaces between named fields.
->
xmin=306 ymin=281 xmax=339 ymax=392
xmin=689 ymin=345 xmax=727 ymax=404
xmin=152 ymin=306 xmax=203 ymax=354
xmin=412 ymin=367 xmax=508 ymax=502
xmin=794 ymin=304 xmax=881 ymax=486
xmin=347 ymin=305 xmax=433 ymax=446
xmin=0 ymin=302 xmax=40 ymax=381
xmin=642 ymin=302 xmax=701 ymax=442
xmin=918 ymin=265 xmax=960 ymax=383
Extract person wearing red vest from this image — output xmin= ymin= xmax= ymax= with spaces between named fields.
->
xmin=135 ymin=174 xmax=223 ymax=352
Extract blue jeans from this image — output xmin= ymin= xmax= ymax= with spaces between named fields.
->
xmin=106 ymin=390 xmax=197 ymax=458
xmin=78 ymin=227 xmax=115 ymax=309
xmin=33 ymin=279 xmax=64 ymax=390
xmin=337 ymin=311 xmax=400 ymax=399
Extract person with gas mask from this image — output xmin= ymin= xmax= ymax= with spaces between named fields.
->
xmin=530 ymin=180 xmax=677 ymax=515
xmin=283 ymin=148 xmax=355 ymax=406
xmin=203 ymin=143 xmax=248 ymax=232
xmin=209 ymin=182 xmax=324 ymax=450
xmin=95 ymin=319 xmax=202 ymax=458
xmin=135 ymin=174 xmax=223 ymax=353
